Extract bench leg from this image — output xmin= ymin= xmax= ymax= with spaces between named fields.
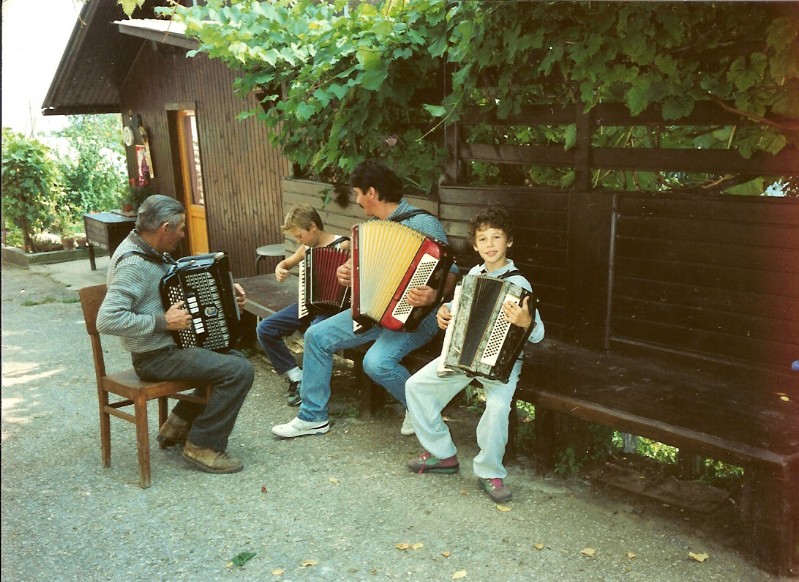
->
xmin=355 ymin=359 xmax=384 ymax=417
xmin=739 ymin=467 xmax=798 ymax=576
xmin=534 ymin=406 xmax=556 ymax=474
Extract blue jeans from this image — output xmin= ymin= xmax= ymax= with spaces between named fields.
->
xmin=256 ymin=303 xmax=326 ymax=375
xmin=297 ymin=309 xmax=441 ymax=422
xmin=132 ymin=346 xmax=254 ymax=451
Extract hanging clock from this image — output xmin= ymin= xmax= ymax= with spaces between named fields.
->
xmin=122 ymin=125 xmax=134 ymax=146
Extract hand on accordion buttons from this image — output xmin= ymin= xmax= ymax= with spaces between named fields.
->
xmin=165 ymin=301 xmax=193 ymax=331
xmin=502 ymin=296 xmax=533 ymax=329
xmin=407 ymin=285 xmax=436 ymax=308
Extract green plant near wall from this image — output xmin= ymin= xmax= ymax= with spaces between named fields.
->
xmin=1 ymin=129 xmax=64 ymax=252
xmin=156 ymin=1 xmax=797 ymax=194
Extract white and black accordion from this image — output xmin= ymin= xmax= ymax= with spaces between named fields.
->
xmin=160 ymin=252 xmax=240 ymax=351
xmin=298 ymin=246 xmax=350 ymax=318
xmin=438 ymin=274 xmax=534 ymax=383
xmin=351 ymin=220 xmax=454 ymax=333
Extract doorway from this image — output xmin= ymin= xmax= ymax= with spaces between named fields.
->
xmin=173 ymin=109 xmax=208 ymax=255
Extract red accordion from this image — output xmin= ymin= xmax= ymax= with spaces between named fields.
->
xmin=351 ymin=220 xmax=454 ymax=333
xmin=298 ymin=246 xmax=351 ymax=318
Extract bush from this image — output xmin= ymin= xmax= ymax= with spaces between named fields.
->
xmin=1 ymin=129 xmax=64 ymax=252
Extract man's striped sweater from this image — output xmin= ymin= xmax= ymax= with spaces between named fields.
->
xmin=96 ymin=232 xmax=176 ymax=354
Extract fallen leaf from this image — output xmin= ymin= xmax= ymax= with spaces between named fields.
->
xmin=580 ymin=547 xmax=597 ymax=557
xmin=452 ymin=570 xmax=467 ymax=579
xmin=442 ymin=551 xmax=451 ymax=558
xmin=533 ymin=543 xmax=545 ymax=551
xmin=396 ymin=543 xmax=411 ymax=551
xmin=300 ymin=559 xmax=317 ymax=567
xmin=228 ymin=551 xmax=256 ymax=568
xmin=329 ymin=477 xmax=340 ymax=484
xmin=496 ymin=504 xmax=512 ymax=512
xmin=412 ymin=542 xmax=424 ymax=550
xmin=261 ymin=485 xmax=267 ymax=494
xmin=272 ymin=569 xmax=285 ymax=576
xmin=688 ymin=552 xmax=709 ymax=563
xmin=780 ymin=395 xmax=790 ymax=402
xmin=460 ymin=490 xmax=469 ymax=496
xmin=627 ymin=551 xmax=636 ymax=559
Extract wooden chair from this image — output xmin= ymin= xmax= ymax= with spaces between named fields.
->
xmin=79 ymin=284 xmax=208 ymax=488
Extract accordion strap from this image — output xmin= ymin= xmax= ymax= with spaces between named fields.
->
xmin=389 ymin=208 xmax=434 ymax=223
xmin=478 ymin=267 xmax=523 ymax=281
xmin=325 ymin=235 xmax=350 ymax=248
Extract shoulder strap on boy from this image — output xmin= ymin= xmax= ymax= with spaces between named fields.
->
xmin=477 ymin=267 xmax=523 ymax=280
xmin=325 ymin=235 xmax=350 ymax=248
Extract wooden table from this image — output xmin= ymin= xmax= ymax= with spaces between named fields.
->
xmin=83 ymin=212 xmax=137 ymax=270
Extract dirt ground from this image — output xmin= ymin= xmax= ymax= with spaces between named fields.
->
xmin=1 ymin=259 xmax=788 ymax=581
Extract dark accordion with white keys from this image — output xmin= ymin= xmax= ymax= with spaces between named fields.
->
xmin=160 ymin=252 xmax=240 ymax=351
xmin=298 ymin=246 xmax=351 ymax=318
xmin=351 ymin=220 xmax=454 ymax=333
xmin=438 ymin=274 xmax=534 ymax=383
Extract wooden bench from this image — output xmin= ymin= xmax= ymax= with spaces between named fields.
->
xmin=515 ymin=339 xmax=798 ymax=575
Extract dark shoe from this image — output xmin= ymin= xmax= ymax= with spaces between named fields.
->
xmin=287 ymin=380 xmax=301 ymax=407
xmin=407 ymin=451 xmax=459 ymax=474
xmin=157 ymin=413 xmax=190 ymax=448
xmin=478 ymin=477 xmax=512 ymax=503
xmin=182 ymin=441 xmax=244 ymax=474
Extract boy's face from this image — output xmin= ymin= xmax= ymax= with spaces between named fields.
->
xmin=288 ymin=225 xmax=320 ymax=247
xmin=473 ymin=225 xmax=512 ymax=271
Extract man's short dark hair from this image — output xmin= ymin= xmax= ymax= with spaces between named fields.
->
xmin=349 ymin=160 xmax=404 ymax=203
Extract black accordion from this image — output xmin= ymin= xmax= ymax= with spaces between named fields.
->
xmin=298 ymin=246 xmax=351 ymax=318
xmin=160 ymin=252 xmax=240 ymax=351
xmin=351 ymin=220 xmax=454 ymax=333
xmin=438 ymin=274 xmax=534 ymax=383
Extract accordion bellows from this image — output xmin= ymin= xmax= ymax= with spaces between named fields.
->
xmin=298 ymin=246 xmax=350 ymax=318
xmin=160 ymin=252 xmax=240 ymax=351
xmin=352 ymin=220 xmax=454 ymax=332
xmin=438 ymin=274 xmax=533 ymax=383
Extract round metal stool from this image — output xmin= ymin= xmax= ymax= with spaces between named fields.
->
xmin=255 ymin=243 xmax=286 ymax=274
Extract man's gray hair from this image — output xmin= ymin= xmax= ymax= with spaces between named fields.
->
xmin=136 ymin=195 xmax=185 ymax=233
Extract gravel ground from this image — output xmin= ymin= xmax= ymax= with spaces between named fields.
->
xmin=1 ymin=259 xmax=785 ymax=581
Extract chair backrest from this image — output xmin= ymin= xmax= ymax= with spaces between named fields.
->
xmin=79 ymin=284 xmax=107 ymax=336
xmin=79 ymin=284 xmax=108 ymax=380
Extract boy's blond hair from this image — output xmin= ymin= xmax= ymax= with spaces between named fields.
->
xmin=282 ymin=204 xmax=324 ymax=232
xmin=468 ymin=207 xmax=513 ymax=245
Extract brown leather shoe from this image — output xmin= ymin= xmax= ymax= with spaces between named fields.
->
xmin=182 ymin=441 xmax=244 ymax=474
xmin=157 ymin=413 xmax=190 ymax=449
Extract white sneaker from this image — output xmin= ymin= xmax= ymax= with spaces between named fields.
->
xmin=401 ymin=411 xmax=416 ymax=436
xmin=272 ymin=417 xmax=330 ymax=438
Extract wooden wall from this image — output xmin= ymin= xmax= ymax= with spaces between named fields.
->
xmin=120 ymin=41 xmax=290 ymax=278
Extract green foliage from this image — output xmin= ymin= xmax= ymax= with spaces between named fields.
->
xmin=1 ymin=129 xmax=64 ymax=252
xmin=55 ymin=115 xmax=127 ymax=220
xmin=165 ymin=1 xmax=797 ymax=193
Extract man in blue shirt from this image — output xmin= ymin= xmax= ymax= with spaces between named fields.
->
xmin=272 ymin=160 xmax=457 ymax=438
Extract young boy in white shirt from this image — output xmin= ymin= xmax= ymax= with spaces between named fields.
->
xmin=405 ymin=207 xmax=545 ymax=503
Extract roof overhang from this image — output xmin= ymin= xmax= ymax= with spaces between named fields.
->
xmin=42 ymin=0 xmax=195 ymax=117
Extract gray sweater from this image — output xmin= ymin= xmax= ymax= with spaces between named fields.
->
xmin=96 ymin=232 xmax=174 ymax=354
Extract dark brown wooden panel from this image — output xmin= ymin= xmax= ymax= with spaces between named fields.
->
xmin=614 ymin=256 xmax=799 ymax=299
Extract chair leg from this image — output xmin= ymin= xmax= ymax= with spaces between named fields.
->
xmin=98 ymin=389 xmax=112 ymax=468
xmin=133 ymin=393 xmax=152 ymax=489
xmin=158 ymin=396 xmax=169 ymax=428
